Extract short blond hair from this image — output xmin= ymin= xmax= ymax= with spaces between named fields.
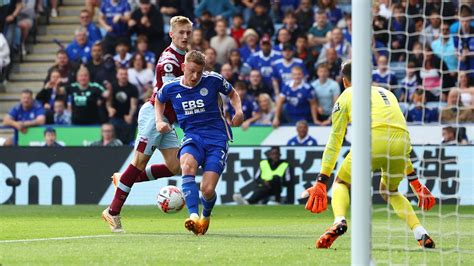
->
xmin=170 ymin=16 xmax=193 ymax=32
xmin=185 ymin=50 xmax=206 ymax=66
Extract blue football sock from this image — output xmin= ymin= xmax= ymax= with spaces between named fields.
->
xmin=201 ymin=193 xmax=217 ymax=218
xmin=182 ymin=175 xmax=199 ymax=216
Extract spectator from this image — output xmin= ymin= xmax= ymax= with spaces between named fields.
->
xmin=98 ymin=0 xmax=131 ymax=55
xmin=408 ymin=41 xmax=424 ymax=70
xmin=316 ymin=27 xmax=351 ymax=65
xmin=440 ymin=89 xmax=474 ymax=124
xmin=254 ymin=93 xmax=275 ymax=125
xmin=45 ymin=50 xmax=80 ymax=86
xmin=127 ymin=53 xmax=154 ymax=103
xmin=311 ymin=63 xmax=340 ymax=125
xmin=287 ymin=120 xmax=317 ymax=146
xmin=128 ymin=0 xmax=165 ymax=56
xmin=374 ymin=0 xmax=391 ymax=19
xmin=3 ymin=0 xmax=21 ymax=51
xmin=67 ymin=67 xmax=108 ymax=125
xmin=273 ymin=27 xmax=293 ymax=52
xmin=457 ymin=7 xmax=474 ymax=83
xmin=159 ymin=0 xmax=182 ymax=24
xmin=230 ymin=13 xmax=245 ymax=47
xmin=420 ymin=46 xmax=453 ymax=102
xmin=295 ymin=35 xmax=317 ymax=79
xmin=228 ymin=49 xmax=244 ymax=80
xmin=248 ymin=69 xmax=273 ymax=98
xmin=85 ymin=0 xmax=100 ymax=18
xmin=107 ymin=68 xmax=138 ymax=145
xmin=0 ymin=1 xmax=10 ymax=31
xmin=295 ymin=0 xmax=314 ymax=33
xmin=272 ymin=44 xmax=307 ymax=94
xmin=308 ymin=10 xmax=332 ymax=51
xmin=90 ymin=123 xmax=123 ymax=146
xmin=400 ymin=61 xmax=418 ymax=102
xmin=431 ymin=23 xmax=458 ymax=72
xmin=388 ymin=3 xmax=415 ymax=61
xmin=86 ymin=42 xmax=111 ymax=86
xmin=197 ymin=10 xmax=216 ymax=41
xmin=233 ymin=146 xmax=294 ymax=205
xmin=36 ymin=69 xmax=67 ymax=122
xmin=226 ymin=81 xmax=259 ymax=130
xmin=372 ymin=14 xmax=389 ymax=45
xmin=220 ymin=63 xmax=238 ymax=85
xmin=406 ymin=89 xmax=439 ymax=124
xmin=135 ymin=35 xmax=156 ymax=70
xmin=238 ymin=28 xmax=259 ymax=62
xmin=210 ymin=18 xmax=237 ymax=65
xmin=342 ymin=14 xmax=352 ymax=43
xmin=247 ymin=3 xmax=274 ymax=38
xmin=272 ymin=0 xmax=299 ymax=23
xmin=53 ymin=98 xmax=71 ymax=125
xmin=194 ymin=0 xmax=235 ymax=20
xmin=441 ymin=126 xmax=458 ymax=145
xmin=16 ymin=0 xmax=36 ymax=55
xmin=420 ymin=9 xmax=441 ymax=47
xmin=243 ymin=35 xmax=282 ymax=90
xmin=0 ymin=33 xmax=10 ymax=75
xmin=113 ymin=41 xmax=132 ymax=68
xmin=204 ymin=47 xmax=221 ymax=72
xmin=43 ymin=127 xmax=62 ymax=147
xmin=65 ymin=27 xmax=93 ymax=64
xmin=372 ymin=55 xmax=399 ymax=98
xmin=459 ymin=71 xmax=474 ymax=107
xmin=273 ymin=66 xmax=318 ymax=127
xmin=79 ymin=9 xmax=102 ymax=44
xmin=316 ymin=0 xmax=343 ymax=27
xmin=280 ymin=11 xmax=304 ymax=45
xmin=188 ymin=28 xmax=209 ymax=52
xmin=316 ymin=47 xmax=342 ymax=84
xmin=3 ymin=89 xmax=46 ymax=135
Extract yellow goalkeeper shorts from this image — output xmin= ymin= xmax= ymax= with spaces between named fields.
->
xmin=337 ymin=128 xmax=415 ymax=191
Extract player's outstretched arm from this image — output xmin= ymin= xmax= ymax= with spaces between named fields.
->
xmin=228 ymin=89 xmax=244 ymax=127
xmin=407 ymin=171 xmax=436 ymax=211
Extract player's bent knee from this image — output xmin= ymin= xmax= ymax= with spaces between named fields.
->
xmin=201 ymin=184 xmax=215 ymax=199
xmin=180 ymin=154 xmax=198 ymax=175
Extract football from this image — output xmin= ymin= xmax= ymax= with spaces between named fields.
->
xmin=156 ymin=185 xmax=185 ymax=214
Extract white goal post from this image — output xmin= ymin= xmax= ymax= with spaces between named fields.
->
xmin=351 ymin=0 xmax=373 ymax=265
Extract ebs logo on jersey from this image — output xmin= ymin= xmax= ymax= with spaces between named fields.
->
xmin=182 ymin=99 xmax=206 ymax=115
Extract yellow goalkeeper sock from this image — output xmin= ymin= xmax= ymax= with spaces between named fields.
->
xmin=389 ymin=192 xmax=421 ymax=230
xmin=331 ymin=182 xmax=350 ymax=218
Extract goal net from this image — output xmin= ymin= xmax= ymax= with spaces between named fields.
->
xmin=369 ymin=1 xmax=474 ymax=264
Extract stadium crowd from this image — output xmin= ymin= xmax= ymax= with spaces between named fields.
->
xmin=1 ymin=0 xmax=473 ymax=146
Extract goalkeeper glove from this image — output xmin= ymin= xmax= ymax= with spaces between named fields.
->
xmin=304 ymin=174 xmax=329 ymax=214
xmin=409 ymin=179 xmax=436 ymax=211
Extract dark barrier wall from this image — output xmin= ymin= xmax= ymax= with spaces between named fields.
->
xmin=0 ymin=146 xmax=472 ymax=205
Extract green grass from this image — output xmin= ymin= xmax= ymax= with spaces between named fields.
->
xmin=0 ymin=205 xmax=473 ymax=265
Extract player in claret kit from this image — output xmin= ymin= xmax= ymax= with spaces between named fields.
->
xmin=102 ymin=16 xmax=193 ymax=233
xmin=156 ymin=50 xmax=243 ymax=236
xmin=303 ymin=61 xmax=436 ymax=249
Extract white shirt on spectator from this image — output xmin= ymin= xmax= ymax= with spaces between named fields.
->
xmin=128 ymin=68 xmax=154 ymax=99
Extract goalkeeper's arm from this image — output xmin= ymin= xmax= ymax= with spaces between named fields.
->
xmin=406 ymin=170 xmax=436 ymax=211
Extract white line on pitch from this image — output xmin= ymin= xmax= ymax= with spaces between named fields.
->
xmin=0 ymin=234 xmax=117 ymax=243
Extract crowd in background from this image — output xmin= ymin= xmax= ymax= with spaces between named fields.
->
xmin=1 ymin=0 xmax=473 ymax=146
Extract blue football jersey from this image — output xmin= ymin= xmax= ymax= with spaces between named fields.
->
xmin=272 ymin=58 xmax=307 ymax=86
xmin=158 ymin=72 xmax=234 ymax=141
xmin=280 ymin=81 xmax=315 ymax=122
xmin=244 ymin=50 xmax=282 ymax=87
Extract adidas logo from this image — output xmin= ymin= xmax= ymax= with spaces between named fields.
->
xmin=176 ymin=93 xmax=182 ymax=98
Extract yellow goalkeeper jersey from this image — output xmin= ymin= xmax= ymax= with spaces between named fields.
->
xmin=320 ymin=86 xmax=409 ymax=176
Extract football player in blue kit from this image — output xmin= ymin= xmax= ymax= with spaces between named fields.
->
xmin=156 ymin=50 xmax=244 ymax=235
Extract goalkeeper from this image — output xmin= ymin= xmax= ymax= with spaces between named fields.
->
xmin=303 ymin=61 xmax=436 ymax=249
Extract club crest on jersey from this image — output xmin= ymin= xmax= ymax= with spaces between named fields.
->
xmin=223 ymin=79 xmax=230 ymax=89
xmin=332 ymin=102 xmax=340 ymax=113
xmin=200 ymin=88 xmax=208 ymax=96
xmin=164 ymin=63 xmax=173 ymax=73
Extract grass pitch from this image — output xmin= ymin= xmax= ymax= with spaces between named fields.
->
xmin=0 ymin=205 xmax=473 ymax=265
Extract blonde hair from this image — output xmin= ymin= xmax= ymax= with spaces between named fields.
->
xmin=185 ymin=50 xmax=206 ymax=66
xmin=170 ymin=16 xmax=193 ymax=32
